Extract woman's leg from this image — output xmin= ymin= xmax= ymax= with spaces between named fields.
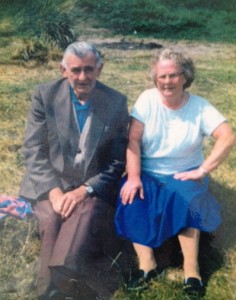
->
xmin=178 ymin=228 xmax=201 ymax=280
xmin=126 ymin=243 xmax=163 ymax=291
xmin=133 ymin=243 xmax=157 ymax=272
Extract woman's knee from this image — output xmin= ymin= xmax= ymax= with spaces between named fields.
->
xmin=181 ymin=228 xmax=200 ymax=238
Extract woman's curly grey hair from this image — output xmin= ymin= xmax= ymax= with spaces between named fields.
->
xmin=150 ymin=48 xmax=195 ymax=89
xmin=61 ymin=41 xmax=103 ymax=68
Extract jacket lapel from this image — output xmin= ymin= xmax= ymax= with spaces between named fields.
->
xmin=83 ymin=85 xmax=109 ymax=173
xmin=54 ymin=80 xmax=79 ymax=156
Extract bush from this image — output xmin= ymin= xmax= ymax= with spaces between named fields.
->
xmin=1 ymin=0 xmax=76 ymax=49
xmin=12 ymin=39 xmax=51 ymax=63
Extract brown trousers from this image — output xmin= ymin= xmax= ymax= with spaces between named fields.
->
xmin=33 ymin=197 xmax=129 ymax=299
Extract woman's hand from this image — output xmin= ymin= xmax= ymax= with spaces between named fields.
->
xmin=173 ymin=167 xmax=206 ymax=181
xmin=120 ymin=177 xmax=144 ymax=205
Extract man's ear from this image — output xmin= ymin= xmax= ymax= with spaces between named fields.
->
xmin=97 ymin=64 xmax=104 ymax=77
xmin=60 ymin=64 xmax=67 ymax=77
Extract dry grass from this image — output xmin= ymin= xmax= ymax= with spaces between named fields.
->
xmin=0 ymin=36 xmax=236 ymax=299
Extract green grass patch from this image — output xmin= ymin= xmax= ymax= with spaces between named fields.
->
xmin=78 ymin=0 xmax=236 ymax=42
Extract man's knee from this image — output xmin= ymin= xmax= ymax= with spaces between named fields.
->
xmin=33 ymin=200 xmax=61 ymax=236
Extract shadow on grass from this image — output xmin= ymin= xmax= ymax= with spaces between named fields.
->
xmin=152 ymin=232 xmax=224 ymax=284
xmin=209 ymin=178 xmax=236 ymax=250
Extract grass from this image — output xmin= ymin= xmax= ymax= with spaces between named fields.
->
xmin=77 ymin=0 xmax=236 ymax=42
xmin=0 ymin=3 xmax=236 ymax=299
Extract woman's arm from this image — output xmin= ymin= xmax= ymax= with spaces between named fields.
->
xmin=174 ymin=122 xmax=236 ymax=181
xmin=201 ymin=122 xmax=235 ymax=172
xmin=120 ymin=118 xmax=144 ymax=204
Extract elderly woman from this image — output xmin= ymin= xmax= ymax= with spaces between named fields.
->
xmin=115 ymin=48 xmax=235 ymax=296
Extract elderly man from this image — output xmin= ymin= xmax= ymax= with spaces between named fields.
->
xmin=19 ymin=41 xmax=129 ymax=299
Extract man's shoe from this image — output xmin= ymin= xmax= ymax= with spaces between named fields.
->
xmin=38 ymin=289 xmax=74 ymax=300
xmin=126 ymin=267 xmax=164 ymax=291
xmin=183 ymin=277 xmax=206 ymax=297
xmin=48 ymin=289 xmax=74 ymax=300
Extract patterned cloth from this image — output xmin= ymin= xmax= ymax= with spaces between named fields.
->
xmin=0 ymin=194 xmax=33 ymax=219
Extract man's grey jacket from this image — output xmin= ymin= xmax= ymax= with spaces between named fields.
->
xmin=19 ymin=78 xmax=129 ymax=204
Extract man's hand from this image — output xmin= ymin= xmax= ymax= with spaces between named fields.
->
xmin=49 ymin=187 xmax=65 ymax=215
xmin=60 ymin=186 xmax=88 ymax=218
xmin=49 ymin=186 xmax=89 ymax=218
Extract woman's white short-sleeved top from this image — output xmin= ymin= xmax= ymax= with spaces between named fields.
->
xmin=131 ymin=88 xmax=226 ymax=175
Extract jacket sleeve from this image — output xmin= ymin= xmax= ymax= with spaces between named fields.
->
xmin=20 ymin=86 xmax=62 ymax=200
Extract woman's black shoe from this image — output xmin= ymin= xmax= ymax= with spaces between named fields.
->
xmin=183 ymin=277 xmax=206 ymax=297
xmin=127 ymin=267 xmax=164 ymax=291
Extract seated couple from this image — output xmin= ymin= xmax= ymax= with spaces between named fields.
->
xmin=19 ymin=41 xmax=235 ymax=299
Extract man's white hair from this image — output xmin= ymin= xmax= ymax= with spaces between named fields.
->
xmin=61 ymin=41 xmax=103 ymax=68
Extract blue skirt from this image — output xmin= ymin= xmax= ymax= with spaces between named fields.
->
xmin=115 ymin=172 xmax=221 ymax=248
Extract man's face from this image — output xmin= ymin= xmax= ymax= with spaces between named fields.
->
xmin=61 ymin=52 xmax=102 ymax=101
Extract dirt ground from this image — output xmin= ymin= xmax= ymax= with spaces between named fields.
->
xmin=79 ymin=31 xmax=236 ymax=60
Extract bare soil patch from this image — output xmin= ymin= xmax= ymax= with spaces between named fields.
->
xmin=79 ymin=33 xmax=236 ymax=60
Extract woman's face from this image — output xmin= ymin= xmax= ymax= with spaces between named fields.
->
xmin=155 ymin=59 xmax=186 ymax=99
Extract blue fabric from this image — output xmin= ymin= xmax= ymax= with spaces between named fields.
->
xmin=0 ymin=194 xmax=33 ymax=219
xmin=70 ymin=87 xmax=91 ymax=131
xmin=115 ymin=172 xmax=221 ymax=248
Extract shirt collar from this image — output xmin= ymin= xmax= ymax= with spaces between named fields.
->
xmin=70 ymin=86 xmax=91 ymax=109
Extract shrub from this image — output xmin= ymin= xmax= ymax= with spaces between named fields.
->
xmin=1 ymin=0 xmax=76 ymax=49
xmin=11 ymin=39 xmax=51 ymax=63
